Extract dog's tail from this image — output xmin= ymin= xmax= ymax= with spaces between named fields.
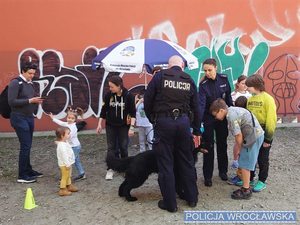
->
xmin=106 ymin=153 xmax=134 ymax=172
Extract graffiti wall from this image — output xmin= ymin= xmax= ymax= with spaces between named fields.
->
xmin=0 ymin=0 xmax=299 ymax=132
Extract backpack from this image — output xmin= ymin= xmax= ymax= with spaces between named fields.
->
xmin=0 ymin=77 xmax=23 ymax=119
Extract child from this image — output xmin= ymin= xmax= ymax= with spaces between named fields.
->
xmin=245 ymin=74 xmax=277 ymax=192
xmin=210 ymin=98 xmax=264 ymax=199
xmin=49 ymin=106 xmax=86 ymax=181
xmin=227 ymin=96 xmax=248 ymax=185
xmin=55 ymin=126 xmax=78 ymax=196
xmin=135 ymin=93 xmax=153 ymax=152
xmin=231 ymin=75 xmax=252 ymax=105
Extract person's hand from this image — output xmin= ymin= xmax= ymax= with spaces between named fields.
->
xmin=128 ymin=126 xmax=135 ymax=137
xmin=65 ymin=166 xmax=71 ymax=170
xmin=96 ymin=124 xmax=102 ymax=134
xmin=29 ymin=97 xmax=44 ymax=104
xmin=263 ymin=142 xmax=271 ymax=148
xmin=231 ymin=160 xmax=239 ymax=169
xmin=48 ymin=112 xmax=54 ymax=120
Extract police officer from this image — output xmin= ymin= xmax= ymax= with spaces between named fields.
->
xmin=198 ymin=58 xmax=233 ymax=187
xmin=144 ymin=55 xmax=201 ymax=212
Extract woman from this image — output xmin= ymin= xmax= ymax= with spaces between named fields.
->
xmin=96 ymin=76 xmax=136 ymax=180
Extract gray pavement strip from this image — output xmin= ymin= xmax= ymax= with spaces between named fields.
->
xmin=0 ymin=123 xmax=299 ymax=138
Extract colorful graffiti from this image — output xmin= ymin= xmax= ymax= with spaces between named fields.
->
xmin=0 ymin=0 xmax=299 ymax=132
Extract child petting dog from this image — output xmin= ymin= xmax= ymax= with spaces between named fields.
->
xmin=210 ymin=98 xmax=264 ymax=200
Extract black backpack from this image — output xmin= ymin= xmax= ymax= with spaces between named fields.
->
xmin=0 ymin=77 xmax=23 ymax=119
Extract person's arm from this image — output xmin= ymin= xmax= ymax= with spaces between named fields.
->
xmin=127 ymin=93 xmax=136 ymax=137
xmin=225 ymin=77 xmax=233 ymax=106
xmin=52 ymin=117 xmax=68 ymax=127
xmin=190 ymin=81 xmax=201 ymax=136
xmin=8 ymin=80 xmax=43 ymax=107
xmin=263 ymin=94 xmax=277 ymax=145
xmin=233 ymin=133 xmax=243 ymax=160
xmin=144 ymin=73 xmax=160 ymax=123
xmin=198 ymin=83 xmax=206 ymax=125
xmin=96 ymin=94 xmax=108 ymax=134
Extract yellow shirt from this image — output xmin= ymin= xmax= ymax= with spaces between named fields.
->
xmin=247 ymin=92 xmax=277 ymax=143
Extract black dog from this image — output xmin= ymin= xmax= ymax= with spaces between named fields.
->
xmin=106 ymin=146 xmax=206 ymax=201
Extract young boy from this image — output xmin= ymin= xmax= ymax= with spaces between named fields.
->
xmin=245 ymin=74 xmax=277 ymax=192
xmin=227 ymin=96 xmax=248 ymax=185
xmin=210 ymin=98 xmax=264 ymax=199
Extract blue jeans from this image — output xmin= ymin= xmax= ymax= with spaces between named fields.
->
xmin=72 ymin=145 xmax=85 ymax=176
xmin=106 ymin=125 xmax=129 ymax=160
xmin=10 ymin=112 xmax=34 ymax=178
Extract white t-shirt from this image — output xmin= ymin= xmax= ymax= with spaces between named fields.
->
xmin=52 ymin=118 xmax=80 ymax=147
xmin=231 ymin=91 xmax=252 ymax=104
xmin=56 ymin=141 xmax=75 ymax=167
xmin=136 ymin=102 xmax=152 ymax=127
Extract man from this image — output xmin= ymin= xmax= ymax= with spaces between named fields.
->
xmin=8 ymin=61 xmax=44 ymax=183
xmin=144 ymin=55 xmax=201 ymax=212
xmin=198 ymin=58 xmax=233 ymax=187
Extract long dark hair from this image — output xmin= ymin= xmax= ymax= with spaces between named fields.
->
xmin=108 ymin=76 xmax=124 ymax=89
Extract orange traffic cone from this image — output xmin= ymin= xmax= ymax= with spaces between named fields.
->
xmin=24 ymin=188 xmax=38 ymax=210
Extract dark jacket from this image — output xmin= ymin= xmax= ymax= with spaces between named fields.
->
xmin=8 ymin=76 xmax=37 ymax=116
xmin=144 ymin=66 xmax=201 ymax=135
xmin=198 ymin=73 xmax=233 ymax=123
xmin=100 ymin=88 xmax=136 ymax=126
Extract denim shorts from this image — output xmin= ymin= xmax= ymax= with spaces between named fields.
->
xmin=238 ymin=135 xmax=264 ymax=171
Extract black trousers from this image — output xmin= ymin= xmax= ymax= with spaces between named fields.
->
xmin=250 ymin=141 xmax=272 ymax=183
xmin=154 ymin=116 xmax=198 ymax=210
xmin=202 ymin=118 xmax=228 ymax=180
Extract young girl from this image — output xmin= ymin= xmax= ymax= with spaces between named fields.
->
xmin=246 ymin=74 xmax=277 ymax=192
xmin=231 ymin=75 xmax=252 ymax=105
xmin=135 ymin=93 xmax=153 ymax=152
xmin=55 ymin=126 xmax=78 ymax=196
xmin=49 ymin=106 xmax=86 ymax=181
xmin=96 ymin=76 xmax=136 ymax=180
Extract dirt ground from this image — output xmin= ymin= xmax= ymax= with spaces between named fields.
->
xmin=0 ymin=127 xmax=299 ymax=225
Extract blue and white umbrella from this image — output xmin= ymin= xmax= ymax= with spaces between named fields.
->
xmin=92 ymin=39 xmax=199 ymax=73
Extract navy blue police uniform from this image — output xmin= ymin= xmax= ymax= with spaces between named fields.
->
xmin=144 ymin=66 xmax=201 ymax=211
xmin=198 ymin=73 xmax=233 ymax=185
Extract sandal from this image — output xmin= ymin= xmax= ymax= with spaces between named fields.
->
xmin=231 ymin=187 xmax=252 ymax=200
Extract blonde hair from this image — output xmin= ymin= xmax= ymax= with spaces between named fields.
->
xmin=55 ymin=126 xmax=70 ymax=141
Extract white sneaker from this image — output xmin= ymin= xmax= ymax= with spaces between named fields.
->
xmin=105 ymin=169 xmax=114 ymax=180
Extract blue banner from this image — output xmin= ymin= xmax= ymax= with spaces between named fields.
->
xmin=184 ymin=211 xmax=297 ymax=223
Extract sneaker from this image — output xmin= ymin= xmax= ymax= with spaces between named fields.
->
xmin=236 ymin=180 xmax=256 ymax=187
xmin=105 ymin=169 xmax=114 ymax=180
xmin=30 ymin=170 xmax=44 ymax=178
xmin=231 ymin=187 xmax=252 ymax=200
xmin=227 ymin=176 xmax=242 ymax=185
xmin=17 ymin=176 xmax=37 ymax=183
xmin=253 ymin=181 xmax=266 ymax=192
xmin=74 ymin=173 xmax=86 ymax=182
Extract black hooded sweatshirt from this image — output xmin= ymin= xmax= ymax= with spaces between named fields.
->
xmin=100 ymin=88 xmax=136 ymax=126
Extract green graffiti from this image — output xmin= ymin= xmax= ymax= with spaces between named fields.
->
xmin=245 ymin=42 xmax=269 ymax=75
xmin=217 ymin=37 xmax=245 ymax=89
xmin=184 ymin=46 xmax=210 ymax=85
xmin=185 ymin=36 xmax=269 ymax=89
